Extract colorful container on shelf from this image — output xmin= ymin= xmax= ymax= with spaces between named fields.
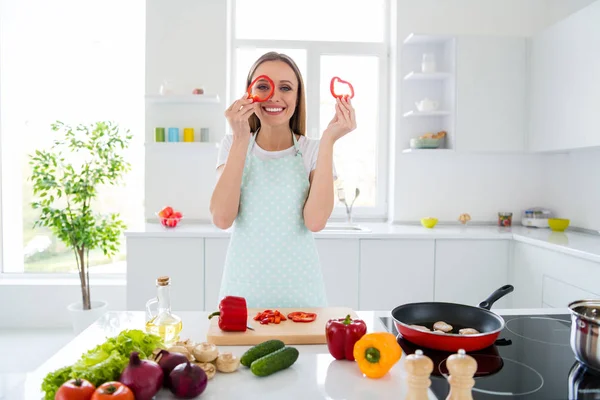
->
xmin=155 ymin=127 xmax=165 ymax=142
xmin=168 ymin=127 xmax=180 ymax=142
xmin=183 ymin=127 xmax=194 ymax=142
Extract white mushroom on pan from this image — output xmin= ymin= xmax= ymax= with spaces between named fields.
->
xmin=459 ymin=328 xmax=480 ymax=335
xmin=433 ymin=321 xmax=454 ymax=333
xmin=410 ymin=324 xmax=431 ymax=332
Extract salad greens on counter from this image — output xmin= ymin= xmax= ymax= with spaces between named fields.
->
xmin=41 ymin=329 xmax=164 ymax=400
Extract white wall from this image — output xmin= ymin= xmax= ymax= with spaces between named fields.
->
xmin=391 ymin=0 xmax=596 ymax=223
xmin=543 ymin=148 xmax=600 ymax=232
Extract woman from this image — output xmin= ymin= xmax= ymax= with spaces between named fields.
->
xmin=210 ymin=52 xmax=356 ymax=308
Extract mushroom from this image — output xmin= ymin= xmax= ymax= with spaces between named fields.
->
xmin=410 ymin=325 xmax=430 ymax=332
xmin=166 ymin=345 xmax=194 ymax=361
xmin=175 ymin=338 xmax=198 ymax=354
xmin=216 ymin=352 xmax=240 ymax=373
xmin=192 ymin=342 xmax=219 ymax=363
xmin=195 ymin=362 xmax=217 ymax=379
xmin=434 ymin=330 xmax=446 ymax=334
xmin=459 ymin=328 xmax=480 ymax=335
xmin=433 ymin=321 xmax=453 ymax=333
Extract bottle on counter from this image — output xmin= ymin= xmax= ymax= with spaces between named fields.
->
xmin=145 ymin=276 xmax=182 ymax=344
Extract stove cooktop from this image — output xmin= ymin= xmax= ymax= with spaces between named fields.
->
xmin=380 ymin=314 xmax=600 ymax=399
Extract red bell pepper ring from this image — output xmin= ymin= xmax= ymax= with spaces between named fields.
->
xmin=208 ymin=296 xmax=248 ymax=332
xmin=326 ymin=314 xmax=367 ymax=361
xmin=287 ymin=311 xmax=317 ymax=323
xmin=247 ymin=74 xmax=275 ymax=102
xmin=330 ymin=76 xmax=355 ymax=99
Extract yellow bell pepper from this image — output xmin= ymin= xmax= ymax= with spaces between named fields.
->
xmin=353 ymin=332 xmax=402 ymax=379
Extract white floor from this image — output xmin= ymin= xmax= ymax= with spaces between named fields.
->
xmin=0 ymin=328 xmax=74 ymax=399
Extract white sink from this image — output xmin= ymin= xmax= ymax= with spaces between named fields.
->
xmin=321 ymin=224 xmax=371 ymax=233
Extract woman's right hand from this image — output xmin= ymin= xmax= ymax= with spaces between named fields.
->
xmin=224 ymin=94 xmax=256 ymax=141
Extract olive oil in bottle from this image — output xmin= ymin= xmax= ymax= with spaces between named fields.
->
xmin=145 ymin=276 xmax=182 ymax=345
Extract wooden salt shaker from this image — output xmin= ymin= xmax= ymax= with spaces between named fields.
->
xmin=446 ymin=349 xmax=477 ymax=400
xmin=404 ymin=349 xmax=433 ymax=400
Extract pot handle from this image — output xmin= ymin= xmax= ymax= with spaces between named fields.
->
xmin=478 ymin=284 xmax=514 ymax=310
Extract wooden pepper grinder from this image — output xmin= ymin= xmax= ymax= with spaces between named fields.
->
xmin=446 ymin=349 xmax=477 ymax=400
xmin=404 ymin=349 xmax=433 ymax=400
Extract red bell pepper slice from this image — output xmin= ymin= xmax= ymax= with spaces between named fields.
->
xmin=208 ymin=296 xmax=248 ymax=332
xmin=325 ymin=314 xmax=367 ymax=361
xmin=287 ymin=311 xmax=317 ymax=323
xmin=330 ymin=76 xmax=355 ymax=99
xmin=247 ymin=74 xmax=275 ymax=103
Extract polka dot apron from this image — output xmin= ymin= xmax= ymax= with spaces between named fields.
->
xmin=218 ymin=131 xmax=328 ymax=308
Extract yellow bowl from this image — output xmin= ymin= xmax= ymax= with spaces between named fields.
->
xmin=548 ymin=218 xmax=570 ymax=232
xmin=421 ymin=217 xmax=438 ymax=229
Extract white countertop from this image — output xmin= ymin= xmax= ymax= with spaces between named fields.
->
xmin=4 ymin=308 xmax=572 ymax=400
xmin=125 ymin=222 xmax=600 ymax=263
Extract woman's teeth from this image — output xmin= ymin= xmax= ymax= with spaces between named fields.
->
xmin=264 ymin=107 xmax=284 ymax=114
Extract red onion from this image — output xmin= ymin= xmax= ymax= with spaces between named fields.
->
xmin=119 ymin=351 xmax=163 ymax=400
xmin=169 ymin=361 xmax=208 ymax=399
xmin=155 ymin=349 xmax=189 ymax=387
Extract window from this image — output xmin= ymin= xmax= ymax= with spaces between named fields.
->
xmin=0 ymin=0 xmax=145 ymax=274
xmin=231 ymin=0 xmax=389 ymax=218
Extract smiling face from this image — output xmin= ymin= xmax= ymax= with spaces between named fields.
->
xmin=250 ymin=60 xmax=299 ymax=129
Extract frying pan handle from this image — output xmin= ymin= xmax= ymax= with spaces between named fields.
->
xmin=478 ymin=284 xmax=514 ymax=310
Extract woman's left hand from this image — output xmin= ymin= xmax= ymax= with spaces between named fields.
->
xmin=322 ymin=96 xmax=357 ymax=142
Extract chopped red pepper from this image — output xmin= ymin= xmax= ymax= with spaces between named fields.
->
xmin=247 ymin=74 xmax=275 ymax=103
xmin=254 ymin=309 xmax=286 ymax=325
xmin=208 ymin=296 xmax=248 ymax=332
xmin=330 ymin=76 xmax=355 ymax=99
xmin=287 ymin=311 xmax=317 ymax=323
xmin=326 ymin=314 xmax=367 ymax=361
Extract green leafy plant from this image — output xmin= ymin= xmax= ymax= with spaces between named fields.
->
xmin=29 ymin=121 xmax=132 ymax=310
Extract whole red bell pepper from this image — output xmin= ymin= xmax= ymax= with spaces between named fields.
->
xmin=208 ymin=296 xmax=248 ymax=332
xmin=326 ymin=314 xmax=367 ymax=361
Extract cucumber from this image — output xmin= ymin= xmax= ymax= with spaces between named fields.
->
xmin=240 ymin=339 xmax=285 ymax=367
xmin=250 ymin=346 xmax=299 ymax=377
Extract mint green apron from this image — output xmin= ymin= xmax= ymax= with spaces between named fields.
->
xmin=218 ymin=132 xmax=328 ymax=308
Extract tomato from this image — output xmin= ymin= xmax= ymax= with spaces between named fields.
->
xmin=55 ymin=378 xmax=95 ymax=400
xmin=91 ymin=382 xmax=134 ymax=400
xmin=287 ymin=311 xmax=317 ymax=323
xmin=173 ymin=211 xmax=183 ymax=219
xmin=158 ymin=206 xmax=174 ymax=218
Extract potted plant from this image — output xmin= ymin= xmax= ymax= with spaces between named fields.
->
xmin=29 ymin=120 xmax=132 ymax=333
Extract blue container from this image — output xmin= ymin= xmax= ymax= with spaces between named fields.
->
xmin=168 ymin=127 xmax=180 ymax=142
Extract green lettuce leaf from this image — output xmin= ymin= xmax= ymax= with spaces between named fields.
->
xmin=41 ymin=329 xmax=164 ymax=400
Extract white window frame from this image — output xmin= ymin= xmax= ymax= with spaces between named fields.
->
xmin=229 ymin=0 xmax=390 ymax=220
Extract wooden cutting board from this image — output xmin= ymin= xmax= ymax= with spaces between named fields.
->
xmin=206 ymin=307 xmax=359 ymax=346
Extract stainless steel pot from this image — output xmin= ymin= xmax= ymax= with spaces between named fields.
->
xmin=569 ymin=299 xmax=600 ymax=373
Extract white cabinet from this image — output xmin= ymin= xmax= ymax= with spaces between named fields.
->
xmin=529 ymin=1 xmax=600 ymax=152
xmin=511 ymin=242 xmax=600 ymax=309
xmin=315 ymin=239 xmax=360 ymax=310
xmin=434 ymin=240 xmax=511 ymax=308
xmin=455 ymin=36 xmax=527 ymax=152
xmin=359 ymin=239 xmax=435 ymax=311
xmin=126 ymin=237 xmax=204 ymax=311
xmin=204 ymin=238 xmax=230 ymax=312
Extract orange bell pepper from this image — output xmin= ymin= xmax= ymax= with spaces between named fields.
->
xmin=353 ymin=332 xmax=402 ymax=379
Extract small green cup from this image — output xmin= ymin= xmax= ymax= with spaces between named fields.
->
xmin=155 ymin=127 xmax=165 ymax=142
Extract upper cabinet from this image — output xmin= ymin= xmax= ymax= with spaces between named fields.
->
xmin=399 ymin=33 xmax=528 ymax=154
xmin=455 ymin=36 xmax=527 ymax=153
xmin=529 ymin=1 xmax=600 ymax=152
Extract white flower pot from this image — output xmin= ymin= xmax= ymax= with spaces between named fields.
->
xmin=67 ymin=300 xmax=109 ymax=334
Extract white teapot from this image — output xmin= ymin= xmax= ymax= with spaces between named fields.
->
xmin=415 ymin=98 xmax=439 ymax=112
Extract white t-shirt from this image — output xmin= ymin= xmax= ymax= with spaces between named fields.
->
xmin=216 ymin=134 xmax=337 ymax=179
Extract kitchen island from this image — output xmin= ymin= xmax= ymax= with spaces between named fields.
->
xmin=5 ymin=307 xmax=589 ymax=400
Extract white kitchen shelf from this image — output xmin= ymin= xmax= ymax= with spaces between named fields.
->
xmin=145 ymin=142 xmax=219 ymax=149
xmin=403 ymin=33 xmax=454 ymax=45
xmin=145 ymin=94 xmax=220 ymax=104
xmin=402 ymin=148 xmax=454 ymax=154
xmin=403 ymin=110 xmax=451 ymax=117
xmin=403 ymin=71 xmax=452 ymax=81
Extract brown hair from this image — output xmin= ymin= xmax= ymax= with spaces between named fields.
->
xmin=246 ymin=52 xmax=306 ymax=136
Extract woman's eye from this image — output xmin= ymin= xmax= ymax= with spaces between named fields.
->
xmin=256 ymin=84 xmax=271 ymax=91
xmin=280 ymin=86 xmax=292 ymax=92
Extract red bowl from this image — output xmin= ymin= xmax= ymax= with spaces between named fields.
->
xmin=156 ymin=212 xmax=182 ymax=228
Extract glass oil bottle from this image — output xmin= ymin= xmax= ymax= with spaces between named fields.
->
xmin=145 ymin=276 xmax=182 ymax=345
